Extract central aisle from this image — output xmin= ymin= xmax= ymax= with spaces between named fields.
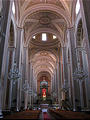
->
xmin=39 ymin=108 xmax=56 ymax=120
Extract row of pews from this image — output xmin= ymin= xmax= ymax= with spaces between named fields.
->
xmin=49 ymin=109 xmax=90 ymax=119
xmin=3 ymin=110 xmax=41 ymax=119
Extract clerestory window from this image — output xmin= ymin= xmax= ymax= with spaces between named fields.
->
xmin=42 ymin=33 xmax=47 ymax=41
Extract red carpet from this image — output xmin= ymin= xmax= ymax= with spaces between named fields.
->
xmin=43 ymin=112 xmax=51 ymax=120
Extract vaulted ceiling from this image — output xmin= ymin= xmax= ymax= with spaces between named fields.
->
xmin=14 ymin=0 xmax=72 ymax=81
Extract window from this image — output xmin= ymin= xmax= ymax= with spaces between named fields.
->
xmin=42 ymin=33 xmax=47 ymax=41
xmin=12 ymin=2 xmax=15 ymax=14
xmin=76 ymin=0 xmax=80 ymax=15
xmin=0 ymin=0 xmax=2 ymax=12
xmin=53 ymin=35 xmax=56 ymax=39
xmin=33 ymin=36 xmax=36 ymax=39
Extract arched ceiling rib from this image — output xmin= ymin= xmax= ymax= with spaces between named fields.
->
xmin=33 ymin=62 xmax=55 ymax=72
xmin=19 ymin=3 xmax=70 ymax=27
xmin=20 ymin=2 xmax=70 ymax=47
xmin=20 ymin=0 xmax=70 ymax=18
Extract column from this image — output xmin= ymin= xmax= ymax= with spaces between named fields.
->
xmin=67 ymin=27 xmax=79 ymax=111
xmin=51 ymin=76 xmax=53 ymax=94
xmin=2 ymin=48 xmax=9 ymax=109
xmin=51 ymin=76 xmax=53 ymax=102
xmin=80 ymin=0 xmax=90 ymax=47
xmin=82 ymin=50 xmax=89 ymax=109
xmin=31 ymin=66 xmax=33 ymax=106
xmin=53 ymin=74 xmax=55 ymax=92
xmin=15 ymin=27 xmax=24 ymax=111
xmin=54 ymin=69 xmax=57 ymax=101
xmin=56 ymin=61 xmax=60 ymax=104
xmin=67 ymin=61 xmax=72 ymax=105
xmin=62 ymin=47 xmax=69 ymax=93
xmin=0 ymin=0 xmax=10 ymax=76
xmin=56 ymin=64 xmax=58 ymax=97
xmin=0 ymin=0 xmax=11 ymax=118
xmin=15 ymin=26 xmax=23 ymax=67
xmin=8 ymin=47 xmax=15 ymax=110
xmin=29 ymin=62 xmax=32 ymax=107
xmin=79 ymin=81 xmax=84 ymax=110
xmin=0 ymin=82 xmax=3 ymax=118
xmin=58 ymin=46 xmax=62 ymax=106
xmin=80 ymin=0 xmax=90 ymax=109
xmin=28 ymin=62 xmax=30 ymax=107
xmin=59 ymin=48 xmax=64 ymax=101
xmin=24 ymin=90 xmax=28 ymax=110
xmin=23 ymin=47 xmax=28 ymax=110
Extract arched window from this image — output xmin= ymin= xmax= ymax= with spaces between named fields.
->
xmin=0 ymin=0 xmax=2 ymax=13
xmin=75 ymin=0 xmax=80 ymax=15
xmin=33 ymin=36 xmax=36 ymax=39
xmin=53 ymin=35 xmax=56 ymax=39
xmin=12 ymin=1 xmax=15 ymax=15
xmin=42 ymin=33 xmax=47 ymax=41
